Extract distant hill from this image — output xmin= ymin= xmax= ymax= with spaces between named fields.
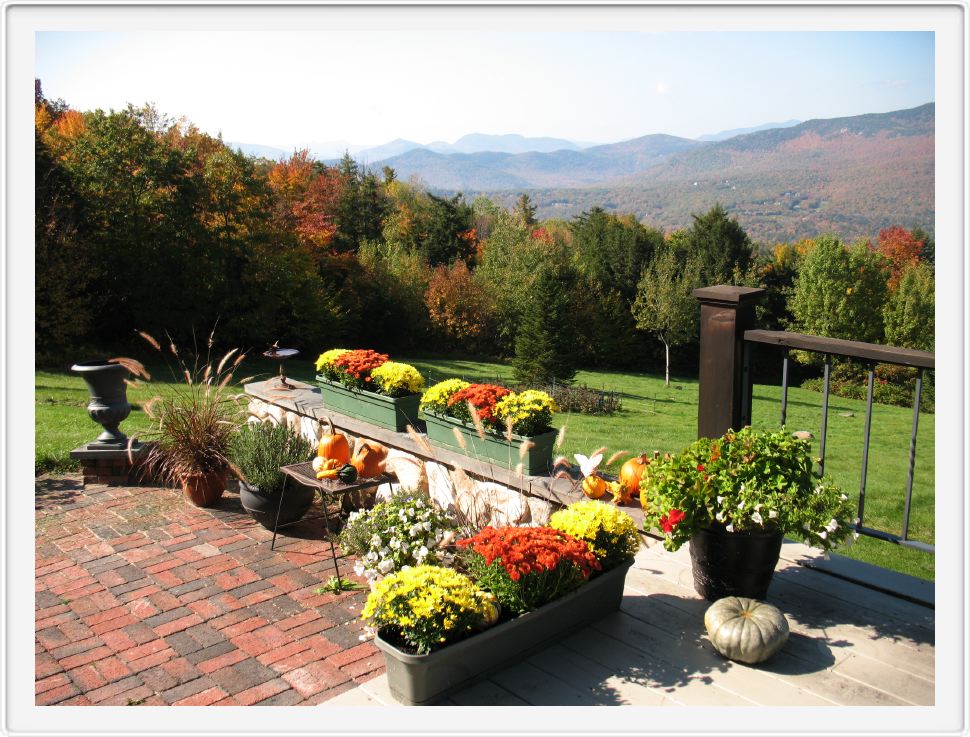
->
xmin=356 ymin=138 xmax=425 ymax=162
xmin=374 ymin=133 xmax=704 ymax=189
xmin=227 ymin=142 xmax=291 ymax=160
xmin=446 ymin=103 xmax=935 ymax=243
xmin=698 ymin=119 xmax=801 ymax=141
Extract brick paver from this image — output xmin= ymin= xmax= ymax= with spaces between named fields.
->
xmin=35 ymin=476 xmax=380 ymax=705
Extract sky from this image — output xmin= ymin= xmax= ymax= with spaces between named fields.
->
xmin=35 ymin=30 xmax=934 ymax=150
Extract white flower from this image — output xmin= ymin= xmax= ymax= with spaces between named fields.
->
xmin=768 ymin=510 xmax=778 ymax=519
xmin=416 ymin=545 xmax=429 ymax=560
xmin=818 ymin=530 xmax=828 ymax=540
xmin=716 ymin=496 xmax=725 ymax=505
xmin=389 ymin=538 xmax=401 ymax=550
xmin=422 ymin=521 xmax=432 ymax=531
xmin=369 ymin=534 xmax=382 ymax=547
xmin=725 ymin=523 xmax=734 ymax=533
xmin=751 ymin=511 xmax=763 ymax=525
xmin=378 ymin=559 xmax=395 ymax=574
xmin=353 ymin=562 xmax=365 ymax=576
xmin=715 ymin=511 xmax=725 ymax=523
xmin=825 ymin=519 xmax=839 ymax=533
xmin=852 ymin=532 xmax=860 ymax=540
xmin=754 ymin=503 xmax=762 ymax=512
xmin=840 ymin=493 xmax=849 ymax=501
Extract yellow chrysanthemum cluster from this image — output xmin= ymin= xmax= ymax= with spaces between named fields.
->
xmin=419 ymin=378 xmax=470 ymax=415
xmin=550 ymin=500 xmax=640 ymax=570
xmin=361 ymin=565 xmax=493 ymax=654
xmin=370 ymin=361 xmax=425 ymax=398
xmin=493 ymin=389 xmax=557 ymax=436
xmin=315 ymin=348 xmax=350 ymax=375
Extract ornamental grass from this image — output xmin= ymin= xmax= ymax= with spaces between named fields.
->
xmin=457 ymin=526 xmax=600 ymax=614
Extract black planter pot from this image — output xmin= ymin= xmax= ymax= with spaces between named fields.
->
xmin=71 ymin=360 xmax=133 ymax=448
xmin=239 ymin=481 xmax=315 ymax=528
xmin=689 ymin=525 xmax=784 ymax=601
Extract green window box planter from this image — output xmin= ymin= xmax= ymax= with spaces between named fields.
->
xmin=422 ymin=412 xmax=556 ymax=476
xmin=374 ymin=559 xmax=633 ymax=705
xmin=316 ymin=376 xmax=421 ymax=433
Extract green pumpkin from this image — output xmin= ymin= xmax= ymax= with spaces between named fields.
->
xmin=337 ymin=463 xmax=358 ymax=484
xmin=704 ymin=596 xmax=789 ymax=664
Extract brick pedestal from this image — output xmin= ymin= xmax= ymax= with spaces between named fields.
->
xmin=69 ymin=444 xmax=149 ymax=486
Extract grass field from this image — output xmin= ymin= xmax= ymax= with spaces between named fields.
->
xmin=36 ymin=354 xmax=934 ymax=580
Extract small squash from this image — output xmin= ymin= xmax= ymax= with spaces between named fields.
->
xmin=582 ymin=474 xmax=607 ymax=499
xmin=704 ymin=597 xmax=790 ymax=664
xmin=619 ymin=453 xmax=650 ymax=499
xmin=607 ymin=480 xmax=632 ymax=505
xmin=312 ymin=456 xmax=341 ymax=473
xmin=316 ymin=417 xmax=350 ymax=465
xmin=337 ymin=463 xmax=358 ymax=484
xmin=351 ymin=438 xmax=388 ymax=478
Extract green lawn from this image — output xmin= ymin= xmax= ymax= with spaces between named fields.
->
xmin=36 ymin=355 xmax=934 ymax=580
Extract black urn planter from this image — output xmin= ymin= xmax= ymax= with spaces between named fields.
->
xmin=239 ymin=481 xmax=315 ymax=528
xmin=71 ymin=360 xmax=135 ymax=448
xmin=689 ymin=525 xmax=784 ymax=601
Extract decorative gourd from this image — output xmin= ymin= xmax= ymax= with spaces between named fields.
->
xmin=312 ymin=456 xmax=341 ymax=473
xmin=582 ymin=474 xmax=607 ymax=499
xmin=316 ymin=417 xmax=350 ymax=465
xmin=704 ymin=597 xmax=790 ymax=664
xmin=337 ymin=464 xmax=358 ymax=484
xmin=351 ymin=438 xmax=388 ymax=478
xmin=619 ymin=454 xmax=650 ymax=498
xmin=607 ymin=480 xmax=632 ymax=505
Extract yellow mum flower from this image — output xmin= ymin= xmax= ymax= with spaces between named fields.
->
xmin=550 ymin=499 xmax=640 ymax=570
xmin=420 ymin=379 xmax=471 ymax=415
xmin=371 ymin=361 xmax=425 ymax=397
xmin=315 ymin=348 xmax=350 ymax=373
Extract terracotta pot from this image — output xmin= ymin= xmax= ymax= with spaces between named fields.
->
xmin=182 ymin=470 xmax=228 ymax=507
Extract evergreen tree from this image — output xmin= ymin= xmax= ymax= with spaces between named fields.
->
xmin=669 ymin=204 xmax=753 ymax=287
xmin=513 ymin=193 xmax=538 ymax=227
xmin=512 ymin=262 xmax=580 ymax=386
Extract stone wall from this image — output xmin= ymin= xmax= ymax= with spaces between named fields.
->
xmin=247 ymin=396 xmax=556 ymax=527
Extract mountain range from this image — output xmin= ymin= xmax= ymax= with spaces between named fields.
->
xmin=228 ymin=104 xmax=934 ymax=243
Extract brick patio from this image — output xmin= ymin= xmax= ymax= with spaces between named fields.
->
xmin=35 ymin=476 xmax=382 ymax=706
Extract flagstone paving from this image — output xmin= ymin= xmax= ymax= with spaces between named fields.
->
xmin=35 ymin=476 xmax=381 ymax=706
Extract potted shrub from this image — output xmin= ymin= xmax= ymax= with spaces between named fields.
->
xmin=420 ymin=379 xmax=558 ymax=475
xmin=231 ymin=420 xmax=315 ymax=528
xmin=136 ymin=336 xmax=247 ymax=508
xmin=639 ymin=426 xmax=857 ymax=600
xmin=315 ymin=348 xmax=424 ymax=432
xmin=365 ymin=507 xmax=637 ymax=705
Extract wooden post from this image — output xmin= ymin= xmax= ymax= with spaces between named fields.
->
xmin=693 ymin=285 xmax=765 ymax=439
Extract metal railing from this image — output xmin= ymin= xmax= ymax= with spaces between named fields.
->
xmin=740 ymin=331 xmax=934 ymax=553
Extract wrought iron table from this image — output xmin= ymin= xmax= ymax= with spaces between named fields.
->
xmin=273 ymin=461 xmax=394 ymax=586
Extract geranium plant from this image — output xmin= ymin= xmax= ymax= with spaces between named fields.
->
xmin=457 ymin=526 xmax=600 ymax=614
xmin=361 ymin=565 xmax=494 ymax=654
xmin=640 ymin=426 xmax=857 ymax=552
xmin=339 ymin=490 xmax=455 ymax=582
xmin=549 ymin=500 xmax=640 ymax=571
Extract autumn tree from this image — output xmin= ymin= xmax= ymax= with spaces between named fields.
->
xmin=632 ymin=248 xmax=702 ymax=386
xmin=267 ymin=150 xmax=342 ymax=255
xmin=877 ymin=225 xmax=924 ymax=290
xmin=423 ymin=259 xmax=495 ymax=351
xmin=883 ymin=262 xmax=935 ymax=351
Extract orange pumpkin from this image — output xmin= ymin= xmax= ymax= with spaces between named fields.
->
xmin=317 ymin=417 xmax=350 ymax=465
xmin=351 ymin=439 xmax=388 ymax=478
xmin=619 ymin=453 xmax=650 ymax=499
xmin=582 ymin=474 xmax=607 ymax=499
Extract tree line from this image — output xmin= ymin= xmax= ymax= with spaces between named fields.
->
xmin=35 ymin=88 xmax=935 ymax=393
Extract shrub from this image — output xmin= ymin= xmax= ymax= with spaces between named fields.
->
xmin=457 ymin=526 xmax=600 ymax=614
xmin=361 ymin=565 xmax=493 ymax=654
xmin=230 ymin=421 xmax=313 ymax=494
xmin=542 ymin=383 xmax=621 ymax=415
xmin=549 ymin=500 xmax=641 ymax=570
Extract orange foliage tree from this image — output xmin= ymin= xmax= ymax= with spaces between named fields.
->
xmin=267 ymin=150 xmax=342 ymax=256
xmin=424 ymin=260 xmax=495 ymax=349
xmin=877 ymin=226 xmax=924 ymax=290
